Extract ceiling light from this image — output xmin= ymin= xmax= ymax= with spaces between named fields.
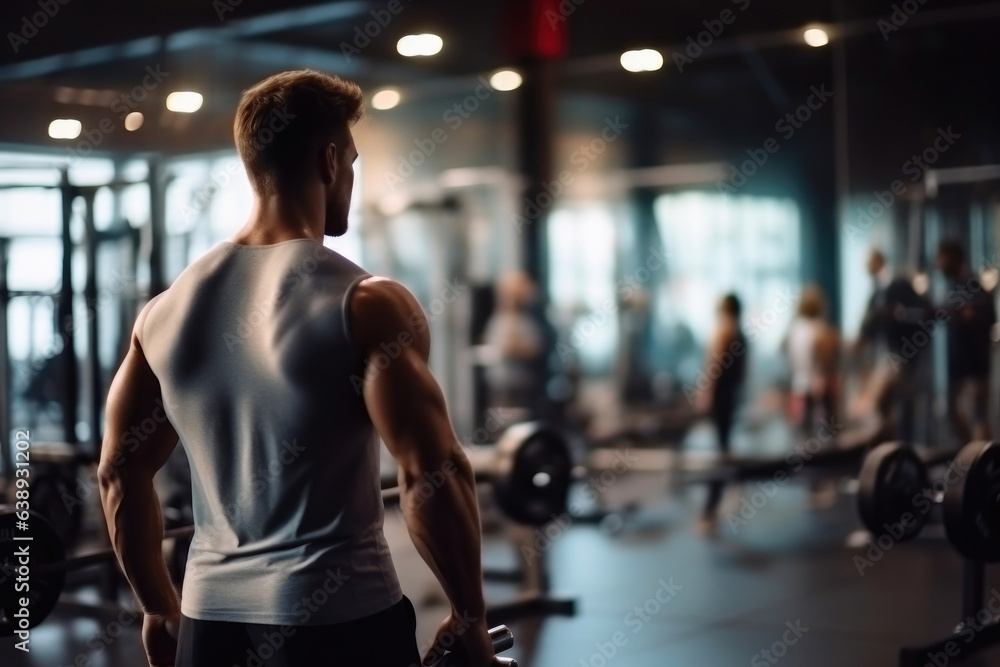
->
xmin=397 ymin=33 xmax=443 ymax=57
xmin=803 ymin=27 xmax=830 ymax=47
xmin=372 ymin=89 xmax=401 ymax=110
xmin=620 ymin=49 xmax=664 ymax=73
xmin=489 ymin=70 xmax=522 ymax=91
xmin=166 ymin=91 xmax=203 ymax=113
xmin=125 ymin=112 xmax=144 ymax=131
xmin=48 ymin=119 xmax=81 ymax=139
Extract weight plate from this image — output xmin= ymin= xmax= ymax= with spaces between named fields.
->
xmin=493 ymin=423 xmax=573 ymax=527
xmin=857 ymin=442 xmax=930 ymax=542
xmin=0 ymin=507 xmax=65 ymax=637
xmin=943 ymin=441 xmax=1000 ymax=562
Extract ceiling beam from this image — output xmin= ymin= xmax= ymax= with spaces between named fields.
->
xmin=0 ymin=1 xmax=372 ymax=82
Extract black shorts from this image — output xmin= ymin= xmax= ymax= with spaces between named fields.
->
xmin=175 ymin=595 xmax=421 ymax=667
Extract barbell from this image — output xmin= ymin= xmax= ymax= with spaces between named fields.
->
xmin=856 ymin=440 xmax=1000 ymax=561
xmin=0 ymin=421 xmax=575 ymax=637
xmin=679 ymin=414 xmax=887 ymax=485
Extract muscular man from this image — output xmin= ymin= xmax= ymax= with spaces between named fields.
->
xmin=98 ymin=70 xmax=503 ymax=666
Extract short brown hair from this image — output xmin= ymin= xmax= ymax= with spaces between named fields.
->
xmin=234 ymin=69 xmax=365 ymax=195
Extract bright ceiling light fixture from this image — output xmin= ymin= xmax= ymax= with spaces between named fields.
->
xmin=489 ymin=70 xmax=522 ymax=91
xmin=803 ymin=27 xmax=830 ymax=47
xmin=48 ymin=119 xmax=81 ymax=139
xmin=620 ymin=49 xmax=664 ymax=73
xmin=124 ymin=112 xmax=144 ymax=131
xmin=372 ymin=89 xmax=401 ymax=110
xmin=166 ymin=91 xmax=204 ymax=113
xmin=397 ymin=33 xmax=443 ymax=57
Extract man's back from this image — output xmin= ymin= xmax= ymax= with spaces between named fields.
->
xmin=140 ymin=238 xmax=401 ymax=625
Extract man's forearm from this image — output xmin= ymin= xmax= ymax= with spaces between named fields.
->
xmin=99 ymin=473 xmax=181 ymax=616
xmin=400 ymin=452 xmax=486 ymax=620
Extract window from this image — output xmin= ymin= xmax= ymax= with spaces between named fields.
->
xmin=547 ymin=204 xmax=619 ymax=374
xmin=652 ymin=192 xmax=801 ymax=385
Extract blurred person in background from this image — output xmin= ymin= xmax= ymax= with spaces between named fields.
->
xmin=936 ymin=238 xmax=996 ymax=441
xmin=784 ymin=284 xmax=842 ymax=508
xmin=695 ymin=293 xmax=748 ymax=535
xmin=784 ymin=284 xmax=840 ymax=433
xmin=482 ymin=270 xmax=544 ymax=417
xmin=854 ymin=248 xmax=930 ymax=440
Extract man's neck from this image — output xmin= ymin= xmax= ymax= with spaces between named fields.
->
xmin=235 ymin=191 xmax=323 ymax=244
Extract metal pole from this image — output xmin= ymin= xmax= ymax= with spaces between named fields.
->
xmin=148 ymin=158 xmax=168 ymax=297
xmin=831 ymin=6 xmax=851 ymax=328
xmin=0 ymin=238 xmax=10 ymax=476
xmin=516 ymin=56 xmax=556 ymax=419
xmin=82 ymin=190 xmax=101 ymax=458
xmin=58 ymin=170 xmax=79 ymax=445
xmin=517 ymin=56 xmax=554 ymax=295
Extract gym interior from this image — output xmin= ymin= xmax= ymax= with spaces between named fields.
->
xmin=2 ymin=1 xmax=1000 ymax=665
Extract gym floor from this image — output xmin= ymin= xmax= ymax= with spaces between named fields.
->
xmin=4 ymin=463 xmax=1000 ymax=667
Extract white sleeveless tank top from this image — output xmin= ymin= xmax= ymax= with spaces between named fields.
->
xmin=140 ymin=238 xmax=401 ymax=625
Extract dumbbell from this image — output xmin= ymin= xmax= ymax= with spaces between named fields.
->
xmin=429 ymin=625 xmax=517 ymax=666
xmin=858 ymin=441 xmax=1000 ymax=561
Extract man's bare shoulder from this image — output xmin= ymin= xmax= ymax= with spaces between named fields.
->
xmin=349 ymin=277 xmax=430 ymax=355
xmin=351 ymin=276 xmax=420 ymax=314
xmin=133 ymin=289 xmax=170 ymax=345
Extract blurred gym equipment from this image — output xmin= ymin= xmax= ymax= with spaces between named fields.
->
xmin=856 ymin=441 xmax=1000 ymax=666
xmin=0 ymin=421 xmax=578 ymax=636
xmin=678 ymin=414 xmax=887 ymax=484
xmin=856 ymin=441 xmax=961 ymax=542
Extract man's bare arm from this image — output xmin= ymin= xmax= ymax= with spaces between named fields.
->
xmin=98 ymin=301 xmax=181 ymax=618
xmin=350 ymin=277 xmax=497 ymax=662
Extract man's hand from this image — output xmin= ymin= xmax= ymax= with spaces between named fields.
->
xmin=423 ymin=614 xmax=504 ymax=666
xmin=142 ymin=612 xmax=180 ymax=667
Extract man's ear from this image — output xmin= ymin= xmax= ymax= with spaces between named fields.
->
xmin=319 ymin=142 xmax=338 ymax=185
